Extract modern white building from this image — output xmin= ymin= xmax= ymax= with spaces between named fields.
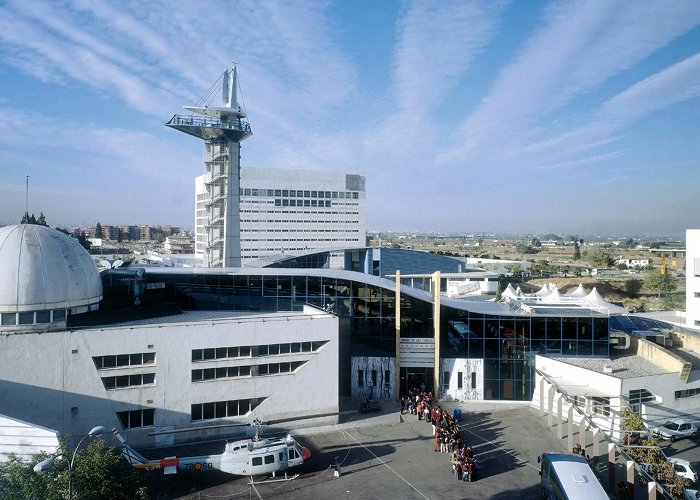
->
xmin=686 ymin=229 xmax=700 ymax=329
xmin=196 ymin=168 xmax=366 ymax=266
xmin=0 ymin=225 xmax=338 ymax=451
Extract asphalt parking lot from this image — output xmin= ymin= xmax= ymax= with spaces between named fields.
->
xmin=144 ymin=401 xmax=568 ymax=499
xmin=660 ymin=436 xmax=700 ymax=489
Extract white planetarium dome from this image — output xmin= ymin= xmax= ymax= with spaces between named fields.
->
xmin=0 ymin=224 xmax=102 ymax=314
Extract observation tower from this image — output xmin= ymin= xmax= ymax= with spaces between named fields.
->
xmin=166 ymin=66 xmax=252 ymax=267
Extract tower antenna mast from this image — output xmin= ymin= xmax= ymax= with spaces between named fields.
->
xmin=25 ymin=174 xmax=29 ymax=218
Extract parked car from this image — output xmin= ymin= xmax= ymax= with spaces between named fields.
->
xmin=653 ymin=419 xmax=700 ymax=442
xmin=685 ymin=489 xmax=700 ymax=500
xmin=669 ymin=458 xmax=698 ymax=484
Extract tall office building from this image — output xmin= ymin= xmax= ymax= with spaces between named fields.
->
xmin=167 ymin=66 xmax=252 ymax=267
xmin=196 ymin=168 xmax=366 ymax=265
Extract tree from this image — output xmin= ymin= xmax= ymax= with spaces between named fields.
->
xmin=0 ymin=438 xmax=149 ymax=500
xmin=573 ymin=241 xmax=581 ymax=260
xmin=625 ymin=279 xmax=642 ymax=298
xmin=515 ymin=241 xmax=538 ymax=254
xmin=643 ymin=271 xmax=678 ymax=298
xmin=584 ymin=247 xmax=613 ymax=267
xmin=76 ymin=231 xmax=92 ymax=251
xmin=95 ymin=222 xmax=103 ymax=239
xmin=20 ymin=212 xmax=46 ymax=225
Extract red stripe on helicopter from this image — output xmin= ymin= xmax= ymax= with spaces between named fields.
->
xmin=160 ymin=458 xmax=180 ymax=468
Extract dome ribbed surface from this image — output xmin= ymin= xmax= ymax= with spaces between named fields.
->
xmin=0 ymin=225 xmax=102 ymax=312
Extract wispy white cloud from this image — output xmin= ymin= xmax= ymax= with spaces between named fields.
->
xmin=437 ymin=0 xmax=700 ymax=168
xmin=523 ymin=51 xmax=700 ymax=165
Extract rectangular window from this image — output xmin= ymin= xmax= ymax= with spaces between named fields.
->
xmin=1 ymin=313 xmax=16 ymax=326
xmin=358 ymin=369 xmax=364 ymax=387
xmin=191 ymin=397 xmax=264 ymax=422
xmin=94 ymin=352 xmax=156 ymax=370
xmin=471 ymin=372 xmax=477 ymax=389
xmin=591 ymin=397 xmax=610 ymax=417
xmin=18 ymin=312 xmax=34 ymax=324
xmin=101 ymin=373 xmax=155 ymax=390
xmin=457 ymin=372 xmax=463 ymax=390
xmin=443 ymin=371 xmax=450 ymax=389
xmin=35 ymin=311 xmax=51 ymax=323
xmin=264 ymin=454 xmax=275 ymax=464
xmin=371 ymin=369 xmax=377 ymax=387
xmin=675 ymin=387 xmax=700 ymax=399
xmin=252 ymin=457 xmax=263 ymax=466
xmin=117 ymin=409 xmax=155 ymax=429
xmin=384 ymin=370 xmax=391 ymax=387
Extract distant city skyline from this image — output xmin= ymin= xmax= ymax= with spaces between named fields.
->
xmin=0 ymin=1 xmax=699 ymax=236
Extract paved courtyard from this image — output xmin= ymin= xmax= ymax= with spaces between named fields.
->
xmin=145 ymin=400 xmax=568 ymax=499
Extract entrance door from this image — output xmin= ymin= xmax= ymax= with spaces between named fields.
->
xmin=400 ymin=367 xmax=434 ymax=396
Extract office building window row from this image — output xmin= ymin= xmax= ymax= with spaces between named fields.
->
xmin=102 ymin=373 xmax=156 ymax=390
xmin=0 ymin=309 xmax=67 ymax=326
xmin=241 ymin=188 xmax=360 ymax=200
xmin=117 ymin=409 xmax=155 ymax=429
xmin=675 ymin=387 xmax=700 ymax=399
xmin=192 ymin=341 xmax=327 ymax=362
xmin=191 ymin=397 xmax=265 ymax=421
xmin=93 ymin=352 xmax=156 ymax=370
xmin=192 ymin=362 xmax=306 ymax=382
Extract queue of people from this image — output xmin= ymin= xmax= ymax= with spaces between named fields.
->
xmin=400 ymin=387 xmax=479 ymax=483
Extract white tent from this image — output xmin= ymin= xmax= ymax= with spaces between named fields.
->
xmin=547 ymin=288 xmax=563 ymax=302
xmin=584 ymin=287 xmax=628 ymax=314
xmin=501 ymin=283 xmax=520 ymax=300
xmin=566 ymin=284 xmax=588 ymax=298
xmin=535 ymin=283 xmax=553 ymax=297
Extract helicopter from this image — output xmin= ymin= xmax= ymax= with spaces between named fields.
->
xmin=114 ymin=417 xmax=311 ymax=478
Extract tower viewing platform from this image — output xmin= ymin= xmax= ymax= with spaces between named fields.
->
xmin=166 ymin=65 xmax=252 ymax=268
xmin=165 ymin=113 xmax=251 ymax=141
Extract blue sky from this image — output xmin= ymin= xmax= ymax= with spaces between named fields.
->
xmin=0 ymin=0 xmax=698 ymax=237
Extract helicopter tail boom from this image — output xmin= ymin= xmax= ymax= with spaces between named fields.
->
xmin=112 ymin=427 xmax=152 ymax=467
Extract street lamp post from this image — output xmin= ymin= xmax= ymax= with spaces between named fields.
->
xmin=34 ymin=425 xmax=107 ymax=500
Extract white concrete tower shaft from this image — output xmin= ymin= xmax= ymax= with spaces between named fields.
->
xmin=166 ymin=66 xmax=252 ymax=267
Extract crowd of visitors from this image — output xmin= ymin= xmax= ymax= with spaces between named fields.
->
xmin=401 ymin=387 xmax=479 ymax=482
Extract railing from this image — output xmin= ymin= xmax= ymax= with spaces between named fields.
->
xmin=167 ymin=114 xmax=251 ymax=134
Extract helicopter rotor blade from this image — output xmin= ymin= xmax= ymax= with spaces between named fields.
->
xmin=147 ymin=410 xmax=354 ymax=437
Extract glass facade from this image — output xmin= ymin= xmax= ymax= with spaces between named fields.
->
xmin=141 ymin=270 xmax=609 ymax=401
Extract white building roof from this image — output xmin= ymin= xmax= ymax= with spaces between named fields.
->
xmin=0 ymin=224 xmax=102 ymax=313
xmin=0 ymin=413 xmax=59 ymax=463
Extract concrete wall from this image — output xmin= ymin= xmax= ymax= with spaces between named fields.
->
xmin=630 ymin=336 xmax=690 ymax=382
xmin=440 ymin=358 xmax=483 ymax=401
xmin=0 ymin=311 xmax=338 ymax=448
xmin=350 ymin=356 xmax=395 ymax=400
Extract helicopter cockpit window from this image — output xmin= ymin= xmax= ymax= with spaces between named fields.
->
xmin=264 ymin=455 xmax=275 ymax=465
xmin=252 ymin=457 xmax=262 ymax=466
xmin=289 ymin=448 xmax=298 ymax=459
